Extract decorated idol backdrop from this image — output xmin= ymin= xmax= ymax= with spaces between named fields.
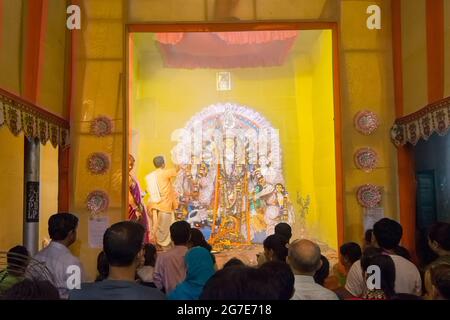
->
xmin=171 ymin=103 xmax=295 ymax=250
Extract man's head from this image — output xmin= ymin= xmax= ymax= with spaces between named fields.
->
xmin=7 ymin=246 xmax=29 ymax=275
xmin=153 ymin=156 xmax=165 ymax=169
xmin=339 ymin=242 xmax=362 ymax=268
xmin=274 ymin=223 xmax=292 ymax=242
xmin=103 ymin=221 xmax=145 ymax=268
xmin=259 ymin=261 xmax=295 ymax=300
xmin=428 ymin=222 xmax=450 ymax=255
xmin=263 ymin=234 xmax=288 ymax=262
xmin=314 ymin=255 xmax=330 ymax=286
xmin=364 ymin=229 xmax=373 ymax=249
xmin=48 ymin=213 xmax=79 ymax=246
xmin=287 ymin=239 xmax=321 ymax=275
xmin=372 ymin=218 xmax=403 ymax=250
xmin=170 ymin=221 xmax=191 ymax=246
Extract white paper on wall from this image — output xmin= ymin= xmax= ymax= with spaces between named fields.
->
xmin=363 ymin=207 xmax=384 ymax=231
xmin=88 ymin=216 xmax=109 ymax=248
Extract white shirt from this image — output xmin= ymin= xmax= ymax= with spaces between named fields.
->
xmin=34 ymin=241 xmax=85 ymax=299
xmin=291 ymin=275 xmax=339 ymax=300
xmin=345 ymin=254 xmax=422 ymax=297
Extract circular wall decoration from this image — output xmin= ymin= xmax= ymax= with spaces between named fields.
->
xmin=86 ymin=190 xmax=109 ymax=214
xmin=356 ymin=184 xmax=382 ymax=208
xmin=87 ymin=152 xmax=110 ymax=175
xmin=90 ymin=116 xmax=113 ymax=137
xmin=354 ymin=148 xmax=378 ymax=172
xmin=354 ymin=110 xmax=379 ymax=135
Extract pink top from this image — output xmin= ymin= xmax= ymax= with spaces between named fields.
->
xmin=153 ymin=246 xmax=188 ymax=294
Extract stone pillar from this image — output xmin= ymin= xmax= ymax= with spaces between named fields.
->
xmin=23 ymin=137 xmax=40 ymax=256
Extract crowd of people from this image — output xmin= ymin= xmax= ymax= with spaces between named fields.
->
xmin=0 ymin=212 xmax=449 ymax=301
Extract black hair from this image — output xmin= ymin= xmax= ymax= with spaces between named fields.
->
xmin=200 ymin=266 xmax=279 ymax=300
xmin=170 ymin=221 xmax=191 ymax=245
xmin=259 ymin=261 xmax=295 ymax=300
xmin=103 ymin=221 xmax=145 ymax=267
xmin=373 ymin=218 xmax=403 ymax=250
xmin=430 ymin=263 xmax=450 ymax=300
xmin=95 ymin=251 xmax=109 ymax=282
xmin=143 ymin=243 xmax=157 ymax=267
xmin=189 ymin=228 xmax=212 ymax=252
xmin=263 ymin=234 xmax=288 ymax=262
xmin=274 ymin=223 xmax=292 ymax=242
xmin=3 ymin=279 xmax=60 ymax=300
xmin=48 ymin=213 xmax=79 ymax=241
xmin=360 ymin=246 xmax=383 ymax=267
xmin=340 ymin=242 xmax=362 ymax=264
xmin=361 ymin=253 xmax=396 ymax=299
xmin=7 ymin=246 xmax=29 ymax=274
xmin=314 ymin=255 xmax=330 ymax=286
xmin=222 ymin=258 xmax=245 ymax=269
xmin=153 ymin=156 xmax=165 ymax=168
xmin=364 ymin=229 xmax=373 ymax=244
xmin=429 ymin=222 xmax=450 ymax=251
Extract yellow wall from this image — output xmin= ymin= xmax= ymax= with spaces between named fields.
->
xmin=310 ymin=31 xmax=337 ymax=249
xmin=445 ymin=0 xmax=450 ymax=98
xmin=38 ymin=0 xmax=68 ymax=118
xmin=132 ymin=31 xmax=338 ymax=249
xmin=69 ymin=0 xmax=125 ymax=279
xmin=401 ymin=0 xmax=428 ymax=114
xmin=340 ymin=0 xmax=399 ymax=243
xmin=0 ymin=0 xmax=23 ymax=94
xmin=39 ymin=143 xmax=59 ymax=250
xmin=0 ymin=129 xmax=24 ymax=251
xmin=0 ymin=1 xmax=65 ymax=253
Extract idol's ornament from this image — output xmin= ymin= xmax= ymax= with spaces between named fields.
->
xmin=354 ymin=147 xmax=378 ymax=172
xmin=0 ymin=90 xmax=69 ymax=148
xmin=391 ymin=96 xmax=450 ymax=147
xmin=87 ymin=152 xmax=110 ymax=175
xmin=356 ymin=184 xmax=382 ymax=208
xmin=86 ymin=190 xmax=109 ymax=215
xmin=354 ymin=110 xmax=380 ymax=135
xmin=171 ymin=103 xmax=295 ymax=251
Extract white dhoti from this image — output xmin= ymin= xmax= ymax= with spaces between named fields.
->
xmin=154 ymin=210 xmax=175 ymax=247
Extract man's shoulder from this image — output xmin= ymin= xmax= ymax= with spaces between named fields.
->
xmin=70 ymin=281 xmax=166 ymax=300
xmin=134 ymin=283 xmax=166 ymax=299
xmin=391 ymin=255 xmax=420 ymax=274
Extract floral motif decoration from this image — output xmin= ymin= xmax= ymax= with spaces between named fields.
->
xmin=354 ymin=110 xmax=380 ymax=135
xmin=87 ymin=152 xmax=110 ymax=175
xmin=90 ymin=116 xmax=113 ymax=137
xmin=354 ymin=148 xmax=378 ymax=172
xmin=86 ymin=190 xmax=109 ymax=214
xmin=356 ymin=184 xmax=383 ymax=208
